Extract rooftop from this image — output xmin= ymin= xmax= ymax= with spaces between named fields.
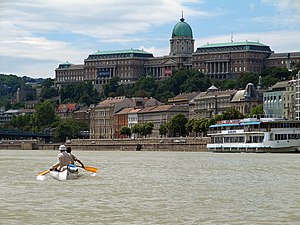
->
xmin=199 ymin=41 xmax=268 ymax=48
xmin=115 ymin=107 xmax=135 ymax=115
xmin=99 ymin=96 xmax=127 ymax=106
xmin=90 ymin=49 xmax=152 ymax=56
xmin=268 ymin=52 xmax=300 ymax=59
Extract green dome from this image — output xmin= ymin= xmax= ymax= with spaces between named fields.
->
xmin=172 ymin=17 xmax=193 ymax=38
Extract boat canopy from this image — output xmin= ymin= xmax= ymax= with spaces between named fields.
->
xmin=210 ymin=121 xmax=261 ymax=128
xmin=240 ymin=121 xmax=261 ymax=126
xmin=210 ymin=123 xmax=239 ymax=128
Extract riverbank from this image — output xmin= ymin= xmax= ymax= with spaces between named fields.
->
xmin=0 ymin=137 xmax=209 ymax=151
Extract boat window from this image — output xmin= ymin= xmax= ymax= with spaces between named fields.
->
xmin=288 ymin=134 xmax=300 ymax=139
xmin=252 ymin=135 xmax=264 ymax=143
xmin=223 ymin=136 xmax=245 ymax=143
xmin=275 ymin=134 xmax=288 ymax=140
xmin=212 ymin=136 xmax=223 ymax=143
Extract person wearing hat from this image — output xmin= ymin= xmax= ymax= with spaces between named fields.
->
xmin=49 ymin=145 xmax=72 ymax=171
xmin=66 ymin=146 xmax=85 ymax=168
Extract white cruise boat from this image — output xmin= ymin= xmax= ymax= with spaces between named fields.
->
xmin=207 ymin=117 xmax=300 ymax=153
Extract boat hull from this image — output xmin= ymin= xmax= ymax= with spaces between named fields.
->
xmin=49 ymin=169 xmax=81 ymax=181
xmin=207 ymin=145 xmax=300 ymax=153
xmin=207 ymin=141 xmax=300 ymax=153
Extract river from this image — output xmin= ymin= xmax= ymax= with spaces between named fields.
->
xmin=0 ymin=150 xmax=299 ymax=225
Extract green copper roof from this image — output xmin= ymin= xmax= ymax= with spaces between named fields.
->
xmin=59 ymin=61 xmax=73 ymax=65
xmin=58 ymin=61 xmax=73 ymax=69
xmin=91 ymin=49 xmax=152 ymax=56
xmin=172 ymin=17 xmax=193 ymax=38
xmin=199 ymin=41 xmax=268 ymax=48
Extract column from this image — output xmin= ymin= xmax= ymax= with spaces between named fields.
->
xmin=214 ymin=63 xmax=216 ymax=74
xmin=221 ymin=62 xmax=223 ymax=73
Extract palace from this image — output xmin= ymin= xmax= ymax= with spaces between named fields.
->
xmin=55 ymin=16 xmax=300 ymax=92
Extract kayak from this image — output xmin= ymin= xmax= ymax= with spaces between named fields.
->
xmin=37 ymin=165 xmax=99 ymax=181
xmin=49 ymin=169 xmax=81 ymax=181
xmin=49 ymin=165 xmax=81 ymax=181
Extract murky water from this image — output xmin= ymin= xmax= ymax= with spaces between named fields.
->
xmin=0 ymin=150 xmax=299 ymax=225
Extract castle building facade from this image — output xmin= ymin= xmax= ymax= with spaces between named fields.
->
xmin=55 ymin=16 xmax=300 ymax=91
xmin=192 ymin=41 xmax=273 ymax=80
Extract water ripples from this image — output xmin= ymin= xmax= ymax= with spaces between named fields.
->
xmin=0 ymin=150 xmax=300 ymax=224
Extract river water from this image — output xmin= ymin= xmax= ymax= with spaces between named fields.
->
xmin=0 ymin=150 xmax=299 ymax=225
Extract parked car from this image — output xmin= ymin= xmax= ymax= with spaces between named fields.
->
xmin=174 ymin=139 xmax=186 ymax=143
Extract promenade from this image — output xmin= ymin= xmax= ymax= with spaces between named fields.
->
xmin=0 ymin=137 xmax=209 ymax=152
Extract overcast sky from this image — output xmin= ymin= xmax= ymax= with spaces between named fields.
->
xmin=1 ymin=0 xmax=299 ymax=78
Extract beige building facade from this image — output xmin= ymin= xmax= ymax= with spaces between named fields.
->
xmin=89 ymin=97 xmax=135 ymax=139
xmin=230 ymin=83 xmax=263 ymax=115
xmin=189 ymin=86 xmax=236 ymax=119
xmin=138 ymin=105 xmax=189 ymax=138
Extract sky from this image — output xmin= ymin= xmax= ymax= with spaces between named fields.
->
xmin=1 ymin=0 xmax=300 ymax=79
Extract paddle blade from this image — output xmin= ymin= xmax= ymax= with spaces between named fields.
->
xmin=37 ymin=169 xmax=50 ymax=176
xmin=36 ymin=175 xmax=46 ymax=181
xmin=84 ymin=166 xmax=99 ymax=173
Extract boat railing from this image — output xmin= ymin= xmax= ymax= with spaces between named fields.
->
xmin=207 ymin=127 xmax=270 ymax=134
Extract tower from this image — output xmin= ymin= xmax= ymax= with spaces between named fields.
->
xmin=169 ymin=15 xmax=194 ymax=56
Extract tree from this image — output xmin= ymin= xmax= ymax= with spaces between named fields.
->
xmin=222 ymin=108 xmax=244 ymax=120
xmin=42 ymin=78 xmax=54 ymax=88
xmin=262 ymin=67 xmax=291 ymax=80
xmin=196 ymin=118 xmax=211 ymax=137
xmin=166 ymin=113 xmax=188 ymax=137
xmin=59 ymin=81 xmax=99 ymax=106
xmin=31 ymin=100 xmax=59 ymax=131
xmin=291 ymin=61 xmax=300 ymax=77
xmin=119 ymin=126 xmax=132 ymax=137
xmin=192 ymin=119 xmax=202 ymax=136
xmin=10 ymin=114 xmax=32 ymax=130
xmin=10 ymin=102 xmax=25 ymax=109
xmin=131 ymin=122 xmax=154 ymax=138
xmin=78 ymin=93 xmax=93 ymax=106
xmin=159 ymin=123 xmax=168 ymax=137
xmin=54 ymin=118 xmax=88 ymax=142
xmin=128 ymin=76 xmax=157 ymax=97
xmin=261 ymin=67 xmax=291 ymax=87
xmin=141 ymin=122 xmax=154 ymax=137
xmin=40 ymin=87 xmax=58 ymax=99
xmin=103 ymin=76 xmax=120 ymax=98
xmin=40 ymin=78 xmax=57 ymax=100
xmin=178 ymin=69 xmax=211 ymax=93
xmin=249 ymin=105 xmax=264 ymax=117
xmin=237 ymin=73 xmax=260 ymax=89
xmin=185 ymin=119 xmax=195 ymax=136
xmin=131 ymin=124 xmax=142 ymax=138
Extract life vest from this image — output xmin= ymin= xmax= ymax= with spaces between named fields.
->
xmin=67 ymin=164 xmax=78 ymax=173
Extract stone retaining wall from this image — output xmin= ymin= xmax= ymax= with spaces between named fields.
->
xmin=0 ymin=137 xmax=209 ymax=152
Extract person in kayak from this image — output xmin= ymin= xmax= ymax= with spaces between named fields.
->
xmin=49 ymin=145 xmax=72 ymax=171
xmin=66 ymin=146 xmax=85 ymax=168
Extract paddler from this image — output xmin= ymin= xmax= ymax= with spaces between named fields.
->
xmin=66 ymin=146 xmax=85 ymax=168
xmin=49 ymin=145 xmax=72 ymax=171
